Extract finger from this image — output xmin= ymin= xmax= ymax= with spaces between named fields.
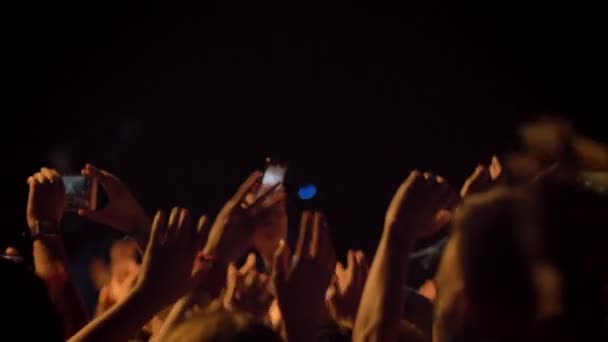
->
xmin=271 ymin=239 xmax=288 ymax=290
xmin=460 ymin=165 xmax=490 ymax=197
xmin=354 ymin=250 xmax=368 ymax=285
xmin=195 ymin=215 xmax=210 ymax=249
xmin=248 ymin=183 xmax=284 ymax=214
xmin=423 ymin=172 xmax=433 ymax=180
xmin=355 ymin=250 xmax=369 ymax=276
xmin=226 ymin=262 xmax=238 ymax=284
xmin=294 ymin=211 xmax=313 ymax=260
xmin=40 ymin=167 xmax=55 ymax=182
xmin=244 ymin=269 xmax=257 ymax=288
xmin=232 ymin=171 xmax=264 ymax=205
xmin=244 ymin=193 xmax=256 ymax=207
xmin=33 ymin=172 xmax=46 ymax=184
xmin=166 ymin=207 xmax=181 ymax=242
xmin=83 ymin=164 xmax=121 ymax=196
xmin=386 ymin=170 xmax=424 ymax=222
xmin=326 ymin=282 xmax=337 ymax=303
xmin=240 ymin=253 xmax=257 ymax=274
xmin=41 ymin=167 xmax=61 ymax=184
xmin=335 ymin=261 xmax=345 ymax=277
xmin=490 ymin=155 xmax=503 ymax=181
xmin=177 ymin=208 xmax=192 ymax=246
xmin=147 ymin=210 xmax=166 ymax=251
xmin=347 ymin=249 xmax=357 ymax=281
xmin=225 ymin=263 xmax=238 ymax=306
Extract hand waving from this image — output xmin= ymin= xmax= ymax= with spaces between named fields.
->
xmin=326 ymin=250 xmax=369 ymax=324
xmin=79 ymin=164 xmax=150 ymax=241
xmin=27 ymin=167 xmax=66 ymax=229
xmin=136 ymin=208 xmax=210 ymax=307
xmin=272 ymin=211 xmax=336 ymax=341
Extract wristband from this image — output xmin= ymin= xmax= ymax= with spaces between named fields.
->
xmin=30 ymin=220 xmax=60 ymax=240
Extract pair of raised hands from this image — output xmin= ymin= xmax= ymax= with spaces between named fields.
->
xmin=123 ymin=170 xmax=288 ymax=308
xmin=26 ymin=164 xmax=149 ymax=241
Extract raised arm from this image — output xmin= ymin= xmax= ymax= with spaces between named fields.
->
xmin=354 ymin=171 xmax=455 ymax=342
xmin=79 ymin=164 xmax=151 ymax=249
xmin=272 ymin=211 xmax=336 ymax=342
xmin=27 ymin=167 xmax=88 ymax=337
xmin=69 ymin=208 xmax=209 ymax=342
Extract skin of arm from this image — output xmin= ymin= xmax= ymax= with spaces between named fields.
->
xmin=354 ymin=171 xmax=450 ymax=342
xmin=34 ymin=235 xmax=89 ymax=338
xmin=353 ymin=225 xmax=415 ymax=342
xmin=68 ymin=285 xmax=160 ymax=342
xmin=28 ymin=168 xmax=89 ymax=338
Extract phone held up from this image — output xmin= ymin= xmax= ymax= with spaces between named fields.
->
xmin=61 ymin=175 xmax=98 ymax=211
xmin=256 ymin=158 xmax=288 ymax=200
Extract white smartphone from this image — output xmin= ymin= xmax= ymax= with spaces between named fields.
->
xmin=256 ymin=162 xmax=287 ymax=199
xmin=62 ymin=175 xmax=98 ymax=211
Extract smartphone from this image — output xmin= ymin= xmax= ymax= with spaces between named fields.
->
xmin=62 ymin=175 xmax=98 ymax=211
xmin=256 ymin=161 xmax=288 ymax=199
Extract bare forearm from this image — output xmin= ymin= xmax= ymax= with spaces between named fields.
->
xmin=354 ymin=228 xmax=414 ymax=342
xmin=34 ymin=237 xmax=88 ymax=337
xmin=69 ymin=286 xmax=159 ymax=342
xmin=154 ymin=294 xmax=194 ymax=341
xmin=33 ymin=237 xmax=69 ymax=276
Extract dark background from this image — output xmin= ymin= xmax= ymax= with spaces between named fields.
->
xmin=3 ymin=1 xmax=605 ymax=310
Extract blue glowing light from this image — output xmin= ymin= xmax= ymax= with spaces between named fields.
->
xmin=297 ymin=184 xmax=317 ymax=200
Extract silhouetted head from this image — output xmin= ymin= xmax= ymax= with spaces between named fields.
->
xmin=0 ymin=257 xmax=64 ymax=341
xmin=163 ymin=309 xmax=281 ymax=342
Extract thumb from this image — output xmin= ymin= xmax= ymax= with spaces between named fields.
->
xmin=271 ymin=239 xmax=289 ymax=290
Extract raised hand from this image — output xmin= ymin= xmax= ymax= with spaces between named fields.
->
xmin=249 ymin=188 xmax=288 ymax=266
xmin=272 ymin=211 xmax=336 ymax=342
xmin=136 ymin=208 xmax=210 ymax=308
xmin=80 ymin=164 xmax=150 ymax=245
xmin=386 ymin=171 xmax=458 ymax=239
xmin=27 ymin=168 xmax=88 ymax=337
xmin=460 ymin=156 xmax=503 ymax=198
xmin=203 ymin=171 xmax=269 ymax=264
xmin=326 ymin=250 xmax=369 ymax=325
xmin=223 ymin=254 xmax=274 ymax=319
xmin=354 ymin=170 xmax=457 ymax=342
xmin=27 ymin=167 xmax=66 ymax=229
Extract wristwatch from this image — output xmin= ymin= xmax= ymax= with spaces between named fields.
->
xmin=30 ymin=219 xmax=60 ymax=240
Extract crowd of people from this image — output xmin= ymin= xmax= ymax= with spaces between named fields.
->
xmin=2 ymin=119 xmax=607 ymax=341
